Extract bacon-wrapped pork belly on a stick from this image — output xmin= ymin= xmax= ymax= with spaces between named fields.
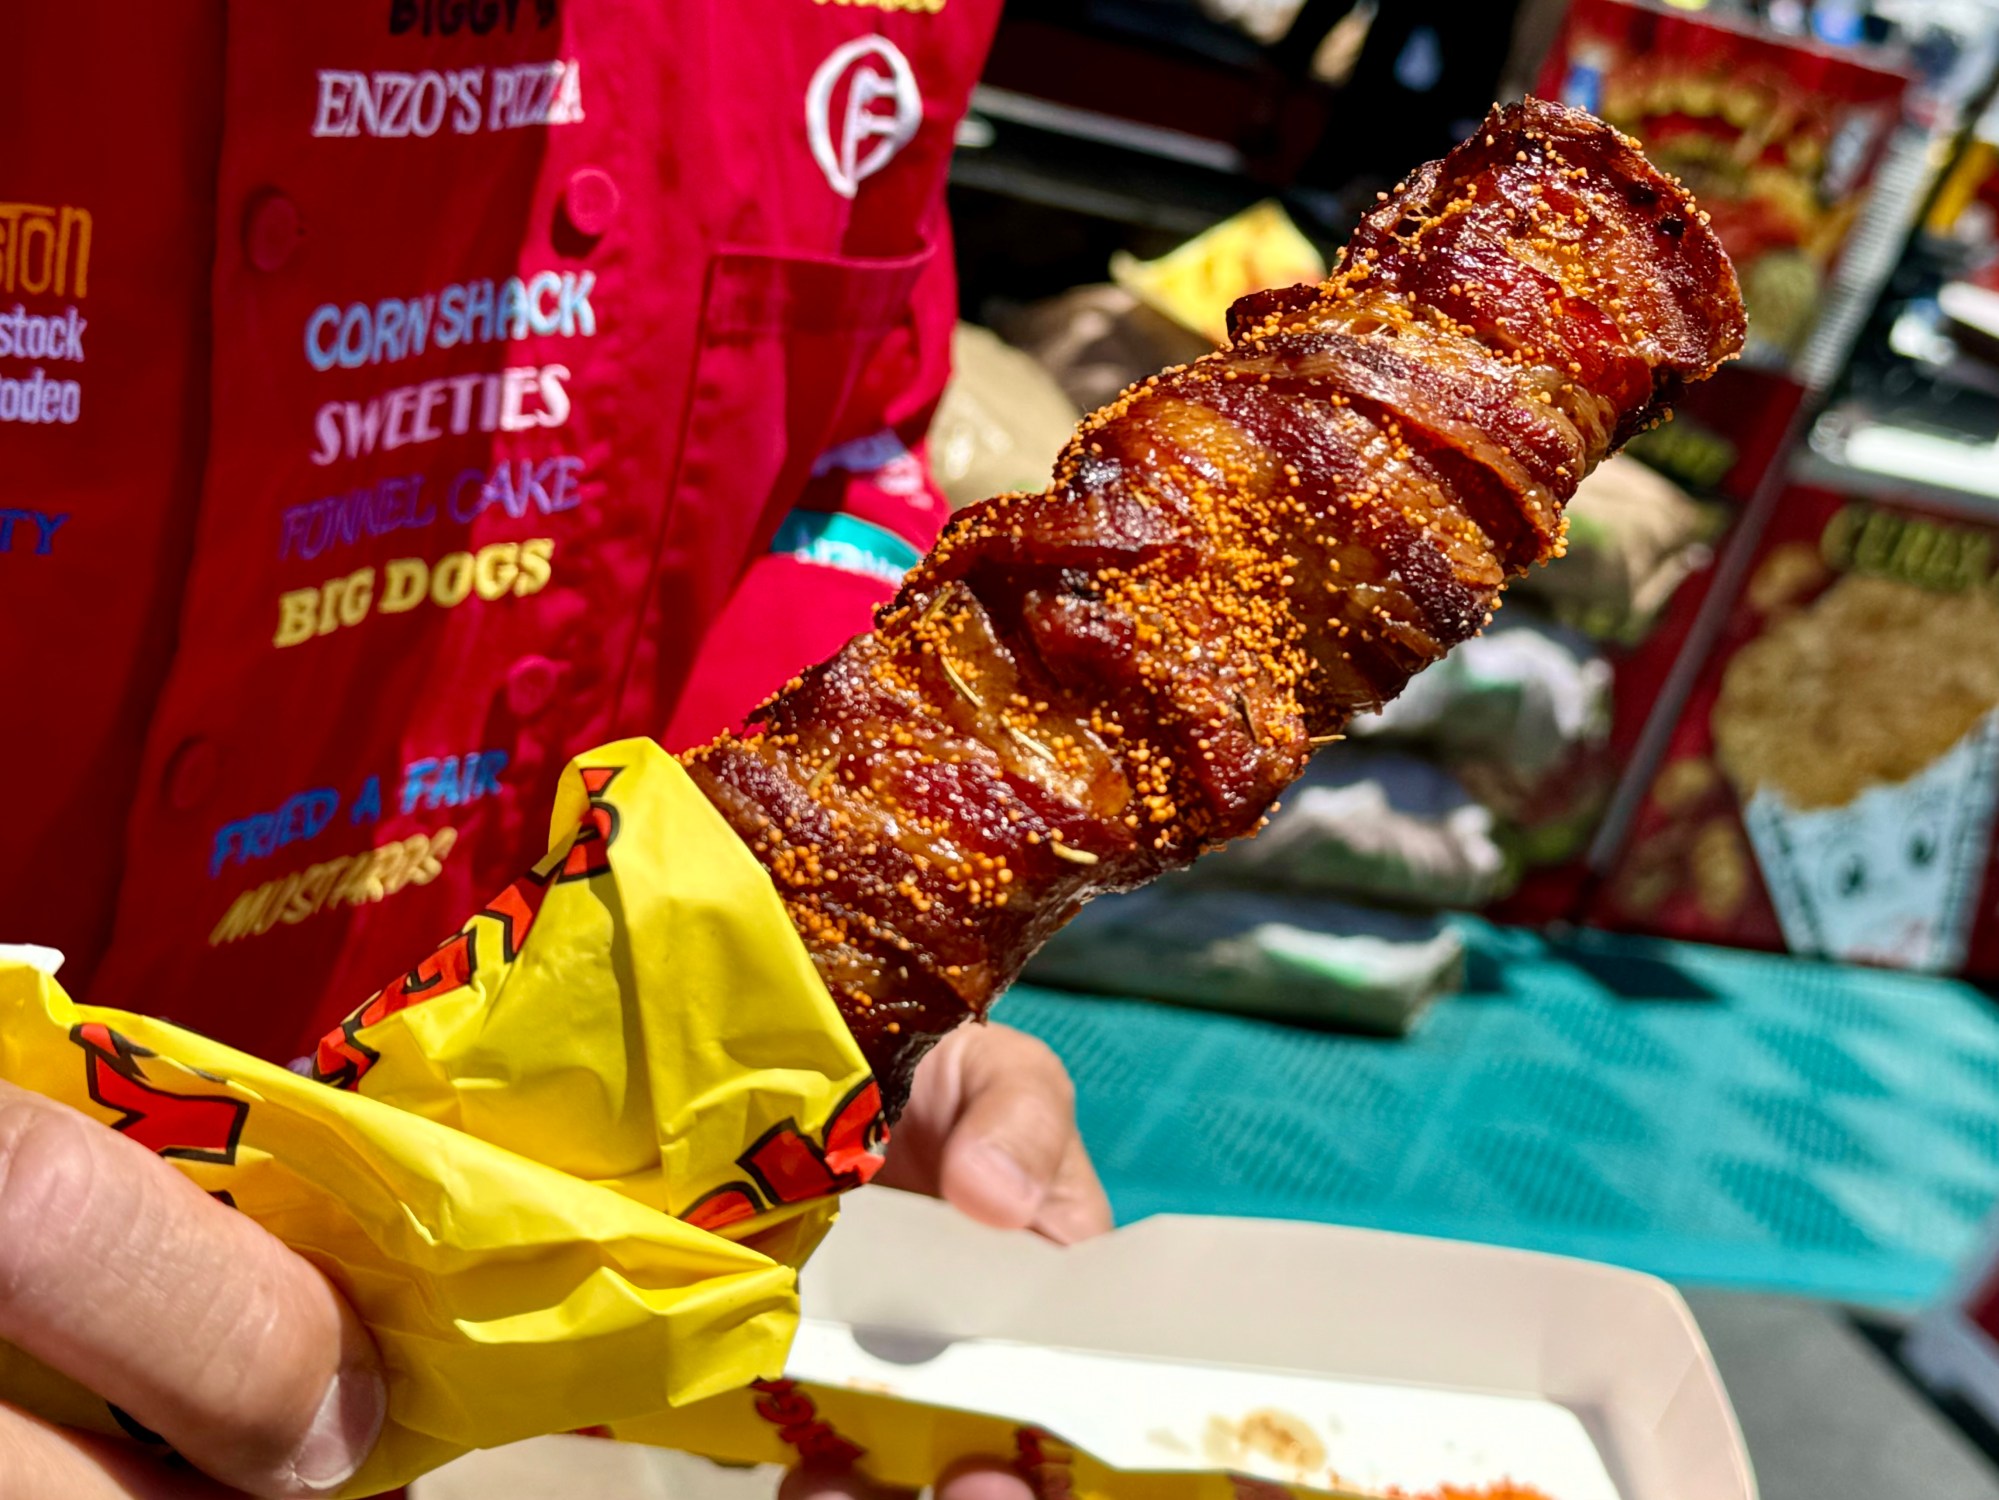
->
xmin=684 ymin=99 xmax=1745 ymax=1109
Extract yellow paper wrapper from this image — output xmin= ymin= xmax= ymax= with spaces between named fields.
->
xmin=0 ymin=738 xmax=1495 ymax=1500
xmin=0 ymin=739 xmax=886 ymax=1497
xmin=619 ymin=1380 xmax=1356 ymax=1499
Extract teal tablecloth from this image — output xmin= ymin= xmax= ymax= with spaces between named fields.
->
xmin=999 ymin=920 xmax=1999 ymax=1308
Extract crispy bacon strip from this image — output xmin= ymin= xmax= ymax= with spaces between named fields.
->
xmin=684 ymin=99 xmax=1744 ymax=1108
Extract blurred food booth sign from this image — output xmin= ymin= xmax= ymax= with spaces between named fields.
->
xmin=1537 ymin=0 xmax=1910 ymax=372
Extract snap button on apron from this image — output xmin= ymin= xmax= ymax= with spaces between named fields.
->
xmin=243 ymin=189 xmax=303 ymax=272
xmin=164 ymin=737 xmax=220 ymax=811
xmin=561 ymin=167 xmax=620 ymax=238
xmin=506 ymin=655 xmax=561 ymax=716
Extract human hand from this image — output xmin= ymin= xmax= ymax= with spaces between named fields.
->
xmin=877 ymin=1022 xmax=1112 ymax=1246
xmin=0 ymin=1028 xmax=1101 ymax=1499
xmin=782 ymin=1026 xmax=1105 ymax=1500
xmin=779 ymin=1456 xmax=1032 ymax=1500
xmin=0 ymin=1079 xmax=385 ymax=1497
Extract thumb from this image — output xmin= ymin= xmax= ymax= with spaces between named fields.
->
xmin=0 ymin=1082 xmax=385 ymax=1497
xmin=777 ymin=1465 xmax=916 ymax=1499
xmin=937 ymin=1027 xmax=1078 ymax=1233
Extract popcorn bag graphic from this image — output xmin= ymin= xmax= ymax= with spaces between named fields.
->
xmin=1716 ymin=575 xmax=1999 ymax=973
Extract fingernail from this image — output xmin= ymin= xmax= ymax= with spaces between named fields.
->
xmin=969 ymin=1141 xmax=1043 ymax=1216
xmin=1035 ymin=1200 xmax=1109 ymax=1246
xmin=776 ymin=1463 xmax=882 ymax=1499
xmin=287 ymin=1363 xmax=387 ymax=1494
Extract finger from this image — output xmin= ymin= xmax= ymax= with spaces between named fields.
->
xmin=873 ymin=1021 xmax=975 ymax=1201
xmin=0 ymin=1082 xmax=385 ymax=1497
xmin=775 ymin=1466 xmax=915 ymax=1500
xmin=937 ymin=1027 xmax=1079 ymax=1233
xmin=0 ymin=1400 xmax=241 ymax=1499
xmin=936 ymin=1458 xmax=1036 ymax=1500
xmin=1029 ymin=1136 xmax=1113 ymax=1246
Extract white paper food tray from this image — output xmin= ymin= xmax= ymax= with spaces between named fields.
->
xmin=418 ymin=1186 xmax=1754 ymax=1499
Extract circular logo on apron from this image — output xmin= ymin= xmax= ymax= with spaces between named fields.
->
xmin=806 ymin=35 xmax=923 ymax=200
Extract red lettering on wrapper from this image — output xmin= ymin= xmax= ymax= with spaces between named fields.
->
xmin=308 ymin=758 xmax=626 ymax=1087
xmin=558 ymin=765 xmax=621 ymax=882
xmin=682 ymin=1185 xmax=764 ymax=1234
xmin=1014 ymin=1427 xmax=1078 ymax=1500
xmin=311 ymin=863 xmax=553 ymax=1088
xmin=751 ymin=1379 xmax=864 ymax=1467
xmin=683 ymin=1079 xmax=888 ymax=1233
xmin=71 ymin=1024 xmax=248 ymax=1165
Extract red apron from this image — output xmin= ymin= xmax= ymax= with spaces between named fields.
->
xmin=1 ymin=0 xmax=989 ymax=1063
